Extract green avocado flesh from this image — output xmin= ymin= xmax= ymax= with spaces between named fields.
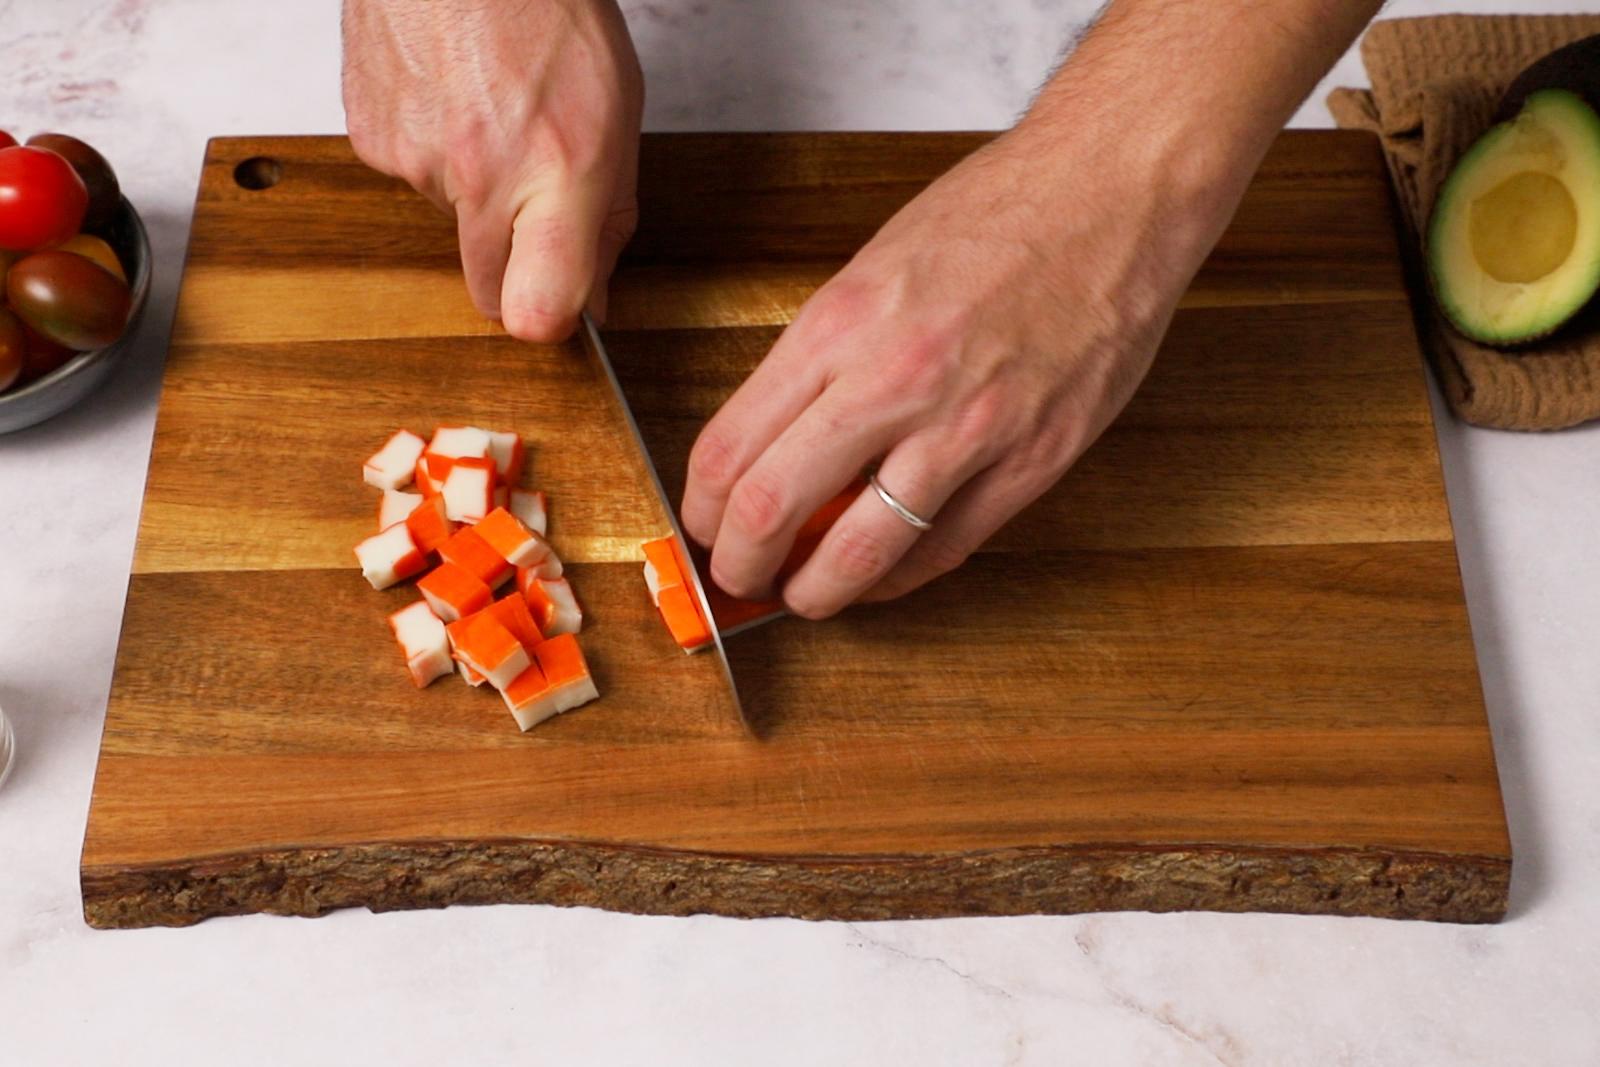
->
xmin=1427 ymin=89 xmax=1600 ymax=345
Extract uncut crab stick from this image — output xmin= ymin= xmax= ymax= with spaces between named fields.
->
xmin=354 ymin=522 xmax=428 ymax=590
xmin=388 ymin=600 xmax=453 ymax=687
xmin=363 ymin=429 xmax=426 ymax=490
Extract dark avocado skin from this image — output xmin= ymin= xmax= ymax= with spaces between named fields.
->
xmin=1495 ymin=33 xmax=1600 ymax=122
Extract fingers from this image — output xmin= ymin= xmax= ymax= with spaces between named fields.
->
xmin=679 ymin=335 xmax=832 ymax=549
xmin=857 ymin=459 xmax=1050 ymax=605
xmin=778 ymin=434 xmax=995 ymax=619
xmin=498 ymin=173 xmax=610 ymax=343
xmin=455 ymin=204 xmax=514 ymax=321
xmin=702 ymin=387 xmax=901 ymax=600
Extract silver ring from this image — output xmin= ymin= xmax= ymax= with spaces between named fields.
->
xmin=868 ymin=473 xmax=933 ymax=531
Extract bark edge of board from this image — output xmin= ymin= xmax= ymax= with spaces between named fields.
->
xmin=81 ymin=838 xmax=1510 ymax=929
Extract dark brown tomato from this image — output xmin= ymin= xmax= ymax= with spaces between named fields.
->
xmin=18 ymin=323 xmax=76 ymax=384
xmin=27 ymin=133 xmax=121 ymax=232
xmin=7 ymin=250 xmax=131 ymax=350
xmin=0 ymin=305 xmax=24 ymax=392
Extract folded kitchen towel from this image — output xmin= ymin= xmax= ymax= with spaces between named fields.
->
xmin=1329 ymin=13 xmax=1600 ymax=430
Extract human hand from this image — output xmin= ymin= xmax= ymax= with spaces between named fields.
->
xmin=341 ymin=0 xmax=643 ymax=341
xmin=678 ymin=121 xmax=1229 ymax=619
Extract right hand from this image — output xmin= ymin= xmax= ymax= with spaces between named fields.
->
xmin=342 ymin=0 xmax=643 ymax=341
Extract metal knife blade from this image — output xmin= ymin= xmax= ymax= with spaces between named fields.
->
xmin=578 ymin=313 xmax=749 ymax=732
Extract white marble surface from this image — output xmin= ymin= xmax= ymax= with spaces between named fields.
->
xmin=3 ymin=0 xmax=1599 ymax=1062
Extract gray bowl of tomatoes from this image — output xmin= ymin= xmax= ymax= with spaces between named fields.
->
xmin=0 ymin=132 xmax=150 ymax=435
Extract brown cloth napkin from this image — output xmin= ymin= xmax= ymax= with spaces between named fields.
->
xmin=1329 ymin=14 xmax=1600 ymax=431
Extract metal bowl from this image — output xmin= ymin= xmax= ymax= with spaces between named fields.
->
xmin=0 ymin=198 xmax=153 ymax=434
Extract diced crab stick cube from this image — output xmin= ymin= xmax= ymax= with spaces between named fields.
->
xmin=521 ymin=575 xmax=582 ymax=636
xmin=501 ymin=634 xmax=598 ymax=730
xmin=485 ymin=592 xmax=543 ymax=650
xmin=354 ymin=522 xmax=427 ymax=590
xmin=416 ymin=453 xmax=452 ymax=496
xmin=427 ymin=425 xmax=492 ymax=460
xmin=640 ymin=538 xmax=684 ymax=607
xmin=458 ymin=660 xmax=487 ymax=686
xmin=363 ymin=429 xmax=426 ymax=490
xmin=509 ymin=489 xmax=548 ymax=536
xmin=485 ymin=430 xmax=525 ymax=485
xmin=379 ymin=488 xmax=423 ymax=531
xmin=475 ymin=507 xmax=554 ymax=569
xmin=656 ymin=583 xmax=713 ymax=652
xmin=405 ymin=494 xmax=458 ymax=554
xmin=445 ymin=611 xmax=531 ymax=691
xmin=388 ymin=600 xmax=452 ymax=688
xmin=417 ymin=560 xmax=493 ymax=623
xmin=535 ymin=633 xmax=600 ymax=713
xmin=441 ymin=456 xmax=496 ymax=523
xmin=438 ymin=525 xmax=513 ymax=589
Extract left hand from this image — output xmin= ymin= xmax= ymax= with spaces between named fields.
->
xmin=678 ymin=119 xmax=1223 ymax=619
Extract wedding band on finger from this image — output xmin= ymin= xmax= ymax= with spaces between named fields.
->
xmin=868 ymin=473 xmax=934 ymax=531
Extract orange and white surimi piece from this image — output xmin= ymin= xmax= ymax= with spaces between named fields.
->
xmin=354 ymin=522 xmax=427 ymax=590
xmin=388 ymin=600 xmax=453 ymax=687
xmin=363 ymin=429 xmax=426 ymax=490
xmin=358 ymin=425 xmax=603 ymax=730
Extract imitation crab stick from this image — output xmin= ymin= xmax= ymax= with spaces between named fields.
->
xmin=640 ymin=536 xmax=713 ymax=650
xmin=440 ymin=456 xmax=496 ymax=523
xmin=438 ymin=525 xmax=513 ymax=589
xmin=405 ymin=494 xmax=457 ymax=554
xmin=445 ymin=610 xmax=531 ymax=691
xmin=520 ymin=574 xmax=582 ymax=636
xmin=354 ymin=522 xmax=427 ymax=590
xmin=474 ymin=507 xmax=553 ymax=570
xmin=417 ymin=560 xmax=493 ymax=623
xmin=379 ymin=488 xmax=423 ymax=531
xmin=509 ymin=489 xmax=548 ymax=535
xmin=500 ymin=634 xmax=598 ymax=730
xmin=363 ymin=429 xmax=426 ymax=491
xmin=484 ymin=592 xmax=542 ymax=650
xmin=388 ymin=600 xmax=453 ymax=687
xmin=427 ymin=426 xmax=492 ymax=461
xmin=485 ymin=430 xmax=525 ymax=486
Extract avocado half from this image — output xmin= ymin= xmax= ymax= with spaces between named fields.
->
xmin=1427 ymin=89 xmax=1600 ymax=346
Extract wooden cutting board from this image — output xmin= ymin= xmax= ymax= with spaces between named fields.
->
xmin=81 ymin=132 xmax=1510 ymax=928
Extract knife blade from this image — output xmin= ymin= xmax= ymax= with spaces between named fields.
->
xmin=578 ymin=313 xmax=749 ymax=732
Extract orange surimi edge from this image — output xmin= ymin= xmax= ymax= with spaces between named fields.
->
xmin=438 ymin=525 xmax=513 ymax=588
xmin=641 ymin=535 xmax=714 ymax=651
xmin=405 ymin=494 xmax=457 ymax=554
xmin=475 ymin=507 xmax=548 ymax=569
xmin=417 ymin=560 xmax=493 ymax=623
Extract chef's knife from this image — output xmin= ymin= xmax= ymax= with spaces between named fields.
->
xmin=578 ymin=313 xmax=749 ymax=731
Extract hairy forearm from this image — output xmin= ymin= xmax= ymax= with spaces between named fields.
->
xmin=1014 ymin=0 xmax=1383 ymax=271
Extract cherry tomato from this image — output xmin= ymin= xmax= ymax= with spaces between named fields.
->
xmin=6 ymin=250 xmax=131 ymax=350
xmin=0 ymin=131 xmax=15 ymax=150
xmin=0 ymin=306 xmax=24 ymax=392
xmin=27 ymin=133 xmax=120 ymax=232
xmin=52 ymin=232 xmax=125 ymax=282
xmin=18 ymin=323 xmax=75 ymax=384
xmin=0 ymin=146 xmax=89 ymax=251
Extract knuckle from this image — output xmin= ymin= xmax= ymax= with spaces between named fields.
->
xmin=828 ymin=523 xmax=898 ymax=584
xmin=727 ymin=471 xmax=789 ymax=542
xmin=688 ymin=429 xmax=741 ymax=490
xmin=914 ymin=535 xmax=971 ymax=578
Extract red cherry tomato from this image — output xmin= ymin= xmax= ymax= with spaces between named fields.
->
xmin=0 ymin=131 xmax=16 ymax=150
xmin=0 ymin=146 xmax=89 ymax=251
xmin=18 ymin=323 xmax=75 ymax=384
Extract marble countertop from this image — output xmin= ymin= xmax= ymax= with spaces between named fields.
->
xmin=3 ymin=1 xmax=1597 ymax=1062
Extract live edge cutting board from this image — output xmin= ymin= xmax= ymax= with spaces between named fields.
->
xmin=82 ymin=132 xmax=1510 ymax=928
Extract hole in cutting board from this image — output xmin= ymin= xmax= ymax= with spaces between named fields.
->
xmin=233 ymin=156 xmax=283 ymax=191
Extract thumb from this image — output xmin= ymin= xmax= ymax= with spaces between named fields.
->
xmin=499 ymin=176 xmax=609 ymax=344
